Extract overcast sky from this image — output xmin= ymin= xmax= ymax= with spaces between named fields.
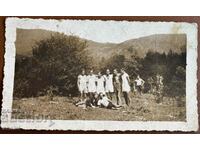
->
xmin=11 ymin=18 xmax=193 ymax=43
xmin=55 ymin=20 xmax=186 ymax=43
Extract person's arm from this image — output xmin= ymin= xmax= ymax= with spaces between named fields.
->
xmin=142 ymin=79 xmax=145 ymax=86
xmin=97 ymin=101 xmax=100 ymax=106
xmin=97 ymin=100 xmax=102 ymax=107
xmin=90 ymin=103 xmax=95 ymax=108
xmin=107 ymin=99 xmax=112 ymax=103
xmin=127 ymin=74 xmax=130 ymax=84
xmin=77 ymin=75 xmax=80 ymax=88
xmin=133 ymin=81 xmax=136 ymax=91
xmin=105 ymin=97 xmax=112 ymax=103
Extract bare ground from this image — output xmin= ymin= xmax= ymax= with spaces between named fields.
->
xmin=12 ymin=93 xmax=186 ymax=121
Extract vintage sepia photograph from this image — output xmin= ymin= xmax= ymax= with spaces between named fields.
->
xmin=1 ymin=18 xmax=198 ymax=131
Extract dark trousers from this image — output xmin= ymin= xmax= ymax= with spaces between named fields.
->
xmin=88 ymin=92 xmax=94 ymax=99
xmin=123 ymin=92 xmax=130 ymax=106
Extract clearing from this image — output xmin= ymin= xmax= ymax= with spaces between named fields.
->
xmin=12 ymin=93 xmax=186 ymax=121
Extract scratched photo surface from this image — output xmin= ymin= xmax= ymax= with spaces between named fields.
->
xmin=1 ymin=18 xmax=198 ymax=131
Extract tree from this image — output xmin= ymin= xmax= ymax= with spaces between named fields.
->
xmin=105 ymin=55 xmax=126 ymax=71
xmin=14 ymin=33 xmax=90 ymax=98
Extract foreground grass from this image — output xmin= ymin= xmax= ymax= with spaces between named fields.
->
xmin=12 ymin=93 xmax=186 ymax=121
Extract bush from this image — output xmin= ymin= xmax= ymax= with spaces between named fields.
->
xmin=14 ymin=33 xmax=90 ymax=98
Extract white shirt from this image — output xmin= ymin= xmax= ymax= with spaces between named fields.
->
xmin=135 ymin=78 xmax=144 ymax=86
xmin=97 ymin=96 xmax=110 ymax=107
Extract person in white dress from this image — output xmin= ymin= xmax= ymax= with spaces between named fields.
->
xmin=87 ymin=69 xmax=97 ymax=98
xmin=96 ymin=72 xmax=105 ymax=94
xmin=104 ymin=69 xmax=114 ymax=100
xmin=121 ymin=68 xmax=131 ymax=106
xmin=77 ymin=69 xmax=87 ymax=101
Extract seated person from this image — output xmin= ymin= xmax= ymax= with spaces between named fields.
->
xmin=97 ymin=93 xmax=122 ymax=109
xmin=75 ymin=92 xmax=99 ymax=109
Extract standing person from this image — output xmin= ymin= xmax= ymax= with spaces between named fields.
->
xmin=156 ymin=74 xmax=164 ymax=91
xmin=147 ymin=77 xmax=154 ymax=94
xmin=134 ymin=75 xmax=145 ymax=95
xmin=87 ymin=69 xmax=96 ymax=99
xmin=104 ymin=69 xmax=114 ymax=100
xmin=77 ymin=69 xmax=87 ymax=101
xmin=121 ymin=68 xmax=131 ymax=106
xmin=113 ymin=69 xmax=122 ymax=105
xmin=155 ymin=74 xmax=164 ymax=103
xmin=96 ymin=72 xmax=105 ymax=94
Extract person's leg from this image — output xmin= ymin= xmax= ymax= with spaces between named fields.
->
xmin=150 ymin=84 xmax=153 ymax=93
xmin=78 ymin=92 xmax=82 ymax=101
xmin=91 ymin=92 xmax=94 ymax=100
xmin=83 ymin=92 xmax=87 ymax=99
xmin=135 ymin=86 xmax=139 ymax=97
xmin=123 ymin=92 xmax=130 ymax=106
xmin=115 ymin=90 xmax=119 ymax=104
xmin=76 ymin=100 xmax=86 ymax=106
xmin=106 ymin=92 xmax=111 ymax=100
xmin=80 ymin=92 xmax=84 ymax=101
xmin=123 ymin=92 xmax=127 ymax=105
xmin=107 ymin=102 xmax=113 ymax=109
xmin=116 ymin=90 xmax=121 ymax=105
xmin=110 ymin=92 xmax=114 ymax=100
xmin=88 ymin=92 xmax=92 ymax=100
xmin=126 ymin=92 xmax=130 ymax=106
xmin=140 ymin=86 xmax=142 ymax=95
xmin=107 ymin=102 xmax=119 ymax=109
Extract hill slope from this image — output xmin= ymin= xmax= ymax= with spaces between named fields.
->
xmin=16 ymin=29 xmax=186 ymax=64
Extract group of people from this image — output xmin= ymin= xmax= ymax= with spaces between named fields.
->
xmin=76 ymin=68 xmax=147 ymax=109
xmin=76 ymin=67 xmax=165 ymax=109
xmin=75 ymin=92 xmax=122 ymax=110
xmin=147 ymin=74 xmax=164 ymax=95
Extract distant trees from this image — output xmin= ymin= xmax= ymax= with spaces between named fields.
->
xmin=140 ymin=51 xmax=186 ymax=97
xmin=14 ymin=33 xmax=90 ymax=98
xmin=164 ymin=66 xmax=186 ymax=98
xmin=104 ymin=51 xmax=141 ymax=78
xmin=103 ymin=50 xmax=186 ymax=97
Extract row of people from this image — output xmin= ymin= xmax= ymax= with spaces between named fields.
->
xmin=77 ymin=68 xmax=131 ymax=106
xmin=77 ymin=68 xmax=164 ymax=107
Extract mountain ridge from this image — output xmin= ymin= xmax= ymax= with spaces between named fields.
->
xmin=15 ymin=29 xmax=186 ymax=63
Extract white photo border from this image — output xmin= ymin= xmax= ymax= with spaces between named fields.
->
xmin=1 ymin=17 xmax=199 ymax=131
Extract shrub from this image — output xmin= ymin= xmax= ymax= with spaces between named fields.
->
xmin=14 ymin=33 xmax=90 ymax=98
